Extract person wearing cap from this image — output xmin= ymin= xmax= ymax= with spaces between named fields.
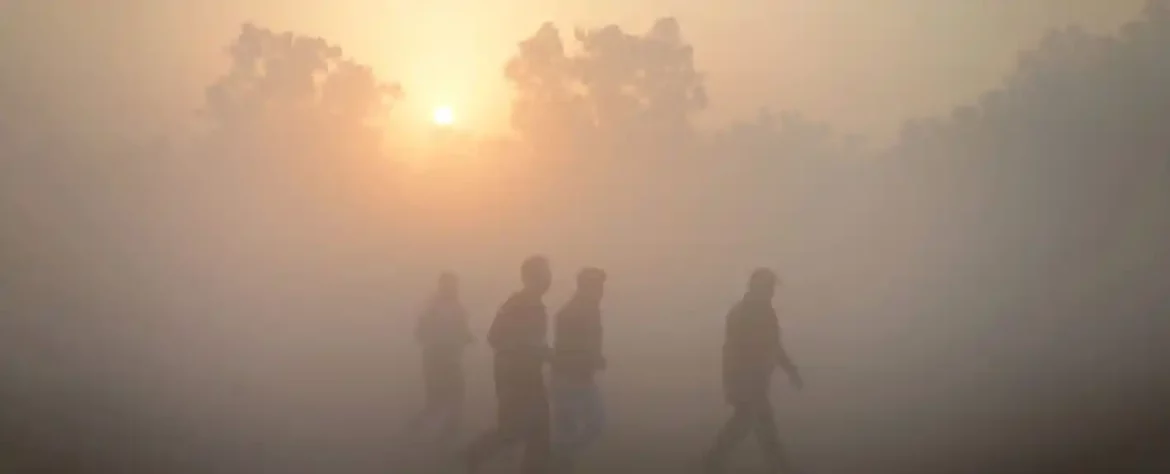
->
xmin=463 ymin=255 xmax=554 ymax=474
xmin=703 ymin=268 xmax=804 ymax=474
xmin=409 ymin=271 xmax=474 ymax=446
xmin=549 ymin=267 xmax=608 ymax=472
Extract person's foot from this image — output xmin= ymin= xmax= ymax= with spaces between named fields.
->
xmin=700 ymin=451 xmax=723 ymax=474
xmin=460 ymin=446 xmax=481 ymax=474
xmin=550 ymin=451 xmax=575 ymax=474
xmin=765 ymin=458 xmax=797 ymax=474
xmin=762 ymin=450 xmax=795 ymax=474
xmin=404 ymin=415 xmax=422 ymax=435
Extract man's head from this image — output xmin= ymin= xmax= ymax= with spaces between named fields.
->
xmin=437 ymin=271 xmax=459 ymax=299
xmin=746 ymin=267 xmax=778 ymax=301
xmin=520 ymin=255 xmax=552 ymax=296
xmin=575 ymin=267 xmax=607 ymax=301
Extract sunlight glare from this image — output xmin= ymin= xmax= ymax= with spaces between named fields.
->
xmin=432 ymin=106 xmax=455 ymax=126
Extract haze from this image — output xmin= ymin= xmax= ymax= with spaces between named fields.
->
xmin=2 ymin=1 xmax=1168 ymax=473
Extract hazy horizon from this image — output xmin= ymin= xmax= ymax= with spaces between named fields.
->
xmin=0 ymin=0 xmax=1151 ymax=142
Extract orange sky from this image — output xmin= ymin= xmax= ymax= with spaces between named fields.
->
xmin=1 ymin=0 xmax=1148 ymax=142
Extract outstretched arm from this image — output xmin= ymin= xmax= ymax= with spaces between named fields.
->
xmin=776 ymin=337 xmax=803 ymax=390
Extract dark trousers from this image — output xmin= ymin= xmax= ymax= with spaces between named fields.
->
xmin=410 ymin=349 xmax=465 ymax=442
xmin=422 ymin=349 xmax=465 ymax=408
xmin=465 ymin=364 xmax=550 ymax=473
xmin=705 ymin=396 xmax=789 ymax=473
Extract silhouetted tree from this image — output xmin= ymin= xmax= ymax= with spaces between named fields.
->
xmin=862 ymin=0 xmax=1170 ymax=395
xmin=197 ymin=24 xmax=407 ymax=234
xmin=574 ymin=18 xmax=707 ymax=152
xmin=204 ymin=23 xmax=402 ymax=161
xmin=505 ymin=22 xmax=592 ymax=161
xmin=504 ymin=18 xmax=707 ymax=162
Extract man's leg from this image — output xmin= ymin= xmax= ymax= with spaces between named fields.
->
xmin=432 ymin=402 xmax=462 ymax=448
xmin=438 ymin=364 xmax=467 ymax=447
xmin=417 ymin=357 xmax=457 ymax=445
xmin=751 ymin=398 xmax=791 ymax=473
xmin=406 ymin=406 xmax=432 ymax=435
xmin=575 ymin=380 xmax=605 ymax=451
xmin=520 ymin=388 xmax=552 ymax=474
xmin=551 ymin=375 xmax=595 ymax=472
xmin=551 ymin=376 xmax=581 ymax=456
xmin=463 ymin=381 xmax=524 ymax=472
xmin=462 ymin=427 xmax=516 ymax=473
xmin=409 ymin=355 xmax=432 ymax=431
xmin=704 ymin=403 xmax=755 ymax=473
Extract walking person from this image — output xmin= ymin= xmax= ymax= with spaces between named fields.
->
xmin=703 ymin=268 xmax=804 ymax=474
xmin=408 ymin=272 xmax=474 ymax=448
xmin=549 ymin=268 xmax=608 ymax=473
xmin=462 ymin=256 xmax=554 ymax=474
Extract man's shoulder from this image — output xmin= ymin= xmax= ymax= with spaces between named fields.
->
xmin=727 ymin=300 xmax=746 ymax=318
xmin=431 ymin=298 xmax=466 ymax=316
xmin=558 ymin=299 xmax=601 ymax=321
xmin=728 ymin=300 xmax=775 ymax=320
xmin=555 ymin=298 xmax=582 ymax=316
xmin=500 ymin=292 xmax=544 ymax=315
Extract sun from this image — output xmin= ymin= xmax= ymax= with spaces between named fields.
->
xmin=432 ymin=106 xmax=455 ymax=126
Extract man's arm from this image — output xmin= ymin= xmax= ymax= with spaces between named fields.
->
xmin=591 ymin=311 xmax=606 ymax=370
xmin=487 ymin=304 xmax=509 ymax=353
xmin=724 ymin=304 xmax=745 ymax=352
xmin=776 ymin=335 xmax=803 ymax=390
xmin=533 ymin=309 xmax=553 ymax=362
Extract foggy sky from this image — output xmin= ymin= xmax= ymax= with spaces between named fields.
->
xmin=0 ymin=0 xmax=1148 ymax=140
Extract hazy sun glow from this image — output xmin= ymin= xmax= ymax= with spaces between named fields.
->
xmin=432 ymin=106 xmax=455 ymax=126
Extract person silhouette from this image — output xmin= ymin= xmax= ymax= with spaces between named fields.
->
xmin=462 ymin=256 xmax=554 ymax=474
xmin=703 ymin=268 xmax=804 ymax=474
xmin=549 ymin=267 xmax=608 ymax=472
xmin=408 ymin=272 xmax=474 ymax=447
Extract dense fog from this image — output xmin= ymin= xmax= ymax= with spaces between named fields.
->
xmin=2 ymin=2 xmax=1168 ymax=473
